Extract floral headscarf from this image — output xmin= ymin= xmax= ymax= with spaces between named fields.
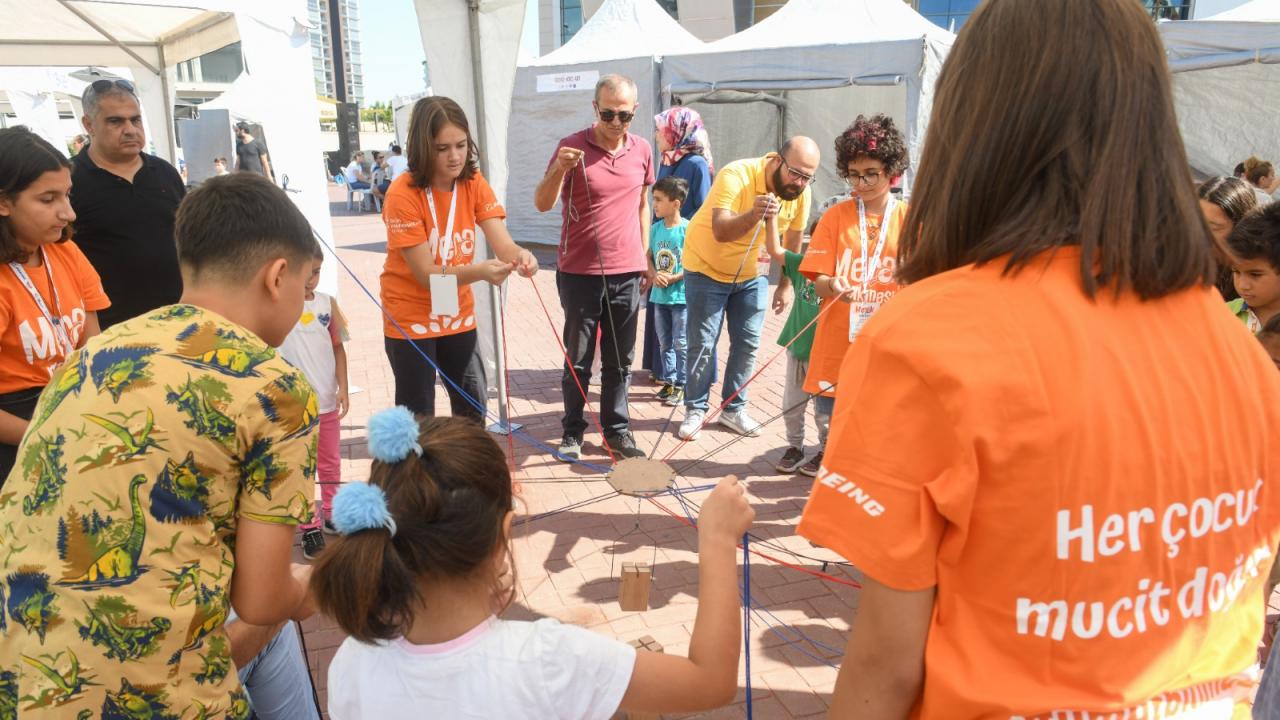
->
xmin=655 ymin=106 xmax=714 ymax=172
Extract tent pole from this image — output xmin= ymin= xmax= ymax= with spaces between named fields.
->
xmin=469 ymin=0 xmax=518 ymax=437
xmin=157 ymin=44 xmax=177 ymax=164
xmin=56 ymin=0 xmax=161 ymax=75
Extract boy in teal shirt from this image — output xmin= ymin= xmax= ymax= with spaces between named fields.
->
xmin=648 ymin=176 xmax=690 ymax=405
xmin=768 ymin=201 xmax=826 ymax=475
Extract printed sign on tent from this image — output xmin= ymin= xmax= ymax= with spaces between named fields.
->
xmin=536 ymin=70 xmax=600 ymax=93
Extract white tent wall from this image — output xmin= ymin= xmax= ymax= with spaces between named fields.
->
xmin=1160 ymin=3 xmax=1280 ymax=176
xmin=506 ymin=55 xmax=657 ymax=245
xmin=414 ymin=0 xmax=527 ymax=425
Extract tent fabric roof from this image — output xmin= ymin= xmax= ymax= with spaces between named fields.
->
xmin=525 ymin=0 xmax=704 ymax=67
xmin=1208 ymin=0 xmax=1280 ymax=21
xmin=693 ymin=0 xmax=953 ymax=53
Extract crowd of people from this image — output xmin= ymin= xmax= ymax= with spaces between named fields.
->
xmin=1 ymin=0 xmax=1280 ymax=717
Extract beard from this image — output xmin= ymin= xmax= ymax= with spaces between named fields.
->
xmin=771 ymin=166 xmax=804 ymax=201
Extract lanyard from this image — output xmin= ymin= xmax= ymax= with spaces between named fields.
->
xmin=856 ymin=194 xmax=896 ymax=294
xmin=425 ymin=182 xmax=459 ymax=266
xmin=9 ymin=248 xmax=74 ymax=356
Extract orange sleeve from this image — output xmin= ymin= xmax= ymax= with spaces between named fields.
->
xmin=796 ymin=327 xmax=973 ymax=591
xmin=799 ymin=204 xmax=841 ymax=282
xmin=471 ymin=173 xmax=506 ymax=223
xmin=66 ymin=241 xmax=110 ymax=312
xmin=383 ymin=181 xmax=434 ymax=251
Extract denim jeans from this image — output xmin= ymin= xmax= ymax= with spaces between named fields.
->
xmin=683 ymin=272 xmax=768 ymax=413
xmin=653 ymin=303 xmax=688 ymax=386
xmin=384 ymin=331 xmax=486 ymax=422
xmin=1258 ymin=639 xmax=1280 ymax=718
xmin=556 ymin=271 xmax=642 ymax=439
xmin=230 ymin=617 xmax=321 ymax=720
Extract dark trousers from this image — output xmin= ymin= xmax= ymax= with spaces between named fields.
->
xmin=384 ymin=331 xmax=486 ymax=422
xmin=0 ymin=387 xmax=42 ymax=487
xmin=557 ymin=271 xmax=641 ymax=439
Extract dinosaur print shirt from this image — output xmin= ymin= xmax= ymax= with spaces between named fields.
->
xmin=0 ymin=304 xmax=317 ymax=719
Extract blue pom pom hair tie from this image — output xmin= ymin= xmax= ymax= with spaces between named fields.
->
xmin=332 ymin=482 xmax=397 ymax=537
xmin=367 ymin=406 xmax=423 ymax=464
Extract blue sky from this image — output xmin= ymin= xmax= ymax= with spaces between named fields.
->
xmin=359 ymin=0 xmax=539 ymax=106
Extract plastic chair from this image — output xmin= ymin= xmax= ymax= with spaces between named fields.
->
xmin=335 ymin=173 xmax=369 ymax=212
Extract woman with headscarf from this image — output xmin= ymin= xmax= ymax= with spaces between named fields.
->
xmin=643 ymin=107 xmax=714 ymax=382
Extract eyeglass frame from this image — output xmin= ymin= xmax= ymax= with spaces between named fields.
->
xmin=779 ymin=156 xmax=816 ymax=184
xmin=846 ymin=170 xmax=884 ymax=187
xmin=594 ymin=106 xmax=636 ymax=124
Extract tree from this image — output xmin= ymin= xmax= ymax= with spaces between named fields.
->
xmin=360 ymin=100 xmax=393 ymax=132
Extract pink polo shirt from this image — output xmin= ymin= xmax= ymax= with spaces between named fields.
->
xmin=549 ymin=128 xmax=654 ymax=275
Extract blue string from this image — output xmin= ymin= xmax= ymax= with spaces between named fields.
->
xmin=312 ymin=229 xmax=611 ymax=474
xmin=743 ymin=533 xmax=753 ymax=719
xmin=748 ymin=607 xmax=841 ymax=670
xmin=751 ymin=601 xmax=844 ymax=657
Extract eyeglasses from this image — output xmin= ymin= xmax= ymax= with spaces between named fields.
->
xmin=597 ymin=109 xmax=635 ymax=124
xmin=89 ymin=78 xmax=136 ymax=95
xmin=780 ymin=157 xmax=815 ymax=184
xmin=847 ymin=171 xmax=883 ymax=187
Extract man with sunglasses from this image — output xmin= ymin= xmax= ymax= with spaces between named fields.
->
xmin=676 ymin=137 xmax=819 ymax=441
xmin=71 ymin=78 xmax=185 ymax=329
xmin=535 ymin=74 xmax=655 ymax=462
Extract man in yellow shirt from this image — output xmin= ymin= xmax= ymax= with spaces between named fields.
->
xmin=677 ymin=137 xmax=818 ymax=441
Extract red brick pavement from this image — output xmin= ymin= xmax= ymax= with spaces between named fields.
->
xmin=295 ymin=188 xmax=858 ymax=719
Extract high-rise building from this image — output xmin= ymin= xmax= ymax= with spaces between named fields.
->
xmin=307 ymin=0 xmax=365 ymax=106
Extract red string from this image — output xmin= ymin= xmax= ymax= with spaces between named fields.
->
xmin=661 ymin=289 xmax=850 ymax=462
xmin=527 ymin=275 xmax=617 ymax=464
xmin=644 ymin=495 xmax=861 ymax=589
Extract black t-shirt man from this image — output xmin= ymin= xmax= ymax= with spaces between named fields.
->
xmin=70 ymin=147 xmax=186 ymax=329
xmin=236 ymin=137 xmax=268 ymax=175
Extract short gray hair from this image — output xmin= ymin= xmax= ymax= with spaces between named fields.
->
xmin=81 ymin=80 xmax=139 ymax=120
xmin=594 ymin=74 xmax=637 ymax=104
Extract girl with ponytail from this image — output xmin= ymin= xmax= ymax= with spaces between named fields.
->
xmin=311 ymin=407 xmax=754 ymax=719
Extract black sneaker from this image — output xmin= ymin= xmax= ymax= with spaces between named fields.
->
xmin=606 ymin=433 xmax=647 ymax=459
xmin=557 ymin=435 xmax=583 ymax=463
xmin=656 ymin=383 xmax=675 ymax=400
xmin=664 ymin=386 xmax=684 ymax=407
xmin=799 ymin=451 xmax=824 ymax=477
xmin=776 ymin=446 xmax=806 ymax=473
xmin=301 ymin=528 xmax=326 ymax=560
xmin=321 ymin=518 xmax=338 ymax=536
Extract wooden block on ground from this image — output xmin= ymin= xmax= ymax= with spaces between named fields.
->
xmin=619 ymin=562 xmax=652 ymax=612
xmin=620 ymin=636 xmax=664 ymax=720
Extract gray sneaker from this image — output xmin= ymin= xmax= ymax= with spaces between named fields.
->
xmin=718 ymin=409 xmax=762 ymax=437
xmin=557 ymin=435 xmax=583 ymax=463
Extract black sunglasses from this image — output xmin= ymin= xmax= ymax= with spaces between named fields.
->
xmin=90 ymin=78 xmax=136 ymax=94
xmin=597 ymin=109 xmax=635 ymax=124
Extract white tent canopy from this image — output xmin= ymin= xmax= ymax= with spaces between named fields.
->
xmin=660 ymin=0 xmax=954 ymax=203
xmin=505 ymin=0 xmax=706 ymax=245
xmin=1160 ymin=0 xmax=1280 ymax=175
xmin=1 ymin=0 xmax=339 ymax=295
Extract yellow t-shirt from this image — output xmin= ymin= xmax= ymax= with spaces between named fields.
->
xmin=0 ymin=304 xmax=317 ymax=718
xmin=682 ymin=153 xmax=811 ymax=283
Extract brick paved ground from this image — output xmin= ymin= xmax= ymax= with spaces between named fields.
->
xmin=294 ymin=187 xmax=859 ymax=719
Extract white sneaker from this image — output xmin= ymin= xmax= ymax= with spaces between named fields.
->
xmin=677 ymin=409 xmax=705 ymax=440
xmin=719 ymin=409 xmax=762 ymax=437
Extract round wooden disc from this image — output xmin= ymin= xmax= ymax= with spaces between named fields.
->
xmin=607 ymin=458 xmax=676 ymax=497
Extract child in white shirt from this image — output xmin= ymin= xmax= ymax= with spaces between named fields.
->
xmin=311 ymin=407 xmax=755 ymax=720
xmin=278 ymin=248 xmax=349 ymax=559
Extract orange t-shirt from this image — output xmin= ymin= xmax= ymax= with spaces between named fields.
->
xmin=798 ymin=247 xmax=1280 ymax=719
xmin=380 ymin=171 xmax=505 ymax=339
xmin=0 ymin=241 xmax=109 ymax=393
xmin=798 ymin=198 xmax=908 ymax=396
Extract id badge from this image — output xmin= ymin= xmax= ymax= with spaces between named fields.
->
xmin=849 ymin=301 xmax=879 ymax=340
xmin=429 ymin=273 xmax=460 ymax=317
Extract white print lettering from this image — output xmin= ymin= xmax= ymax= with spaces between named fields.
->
xmin=1056 ymin=481 xmax=1263 ymax=562
xmin=816 ymin=466 xmax=885 ymax=517
xmin=1016 ymin=541 xmax=1272 ymax=642
xmin=835 ymin=251 xmax=897 ymax=286
xmin=19 ymin=307 xmax=86 ymax=373
xmin=1008 ymin=670 xmax=1257 ymax=719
